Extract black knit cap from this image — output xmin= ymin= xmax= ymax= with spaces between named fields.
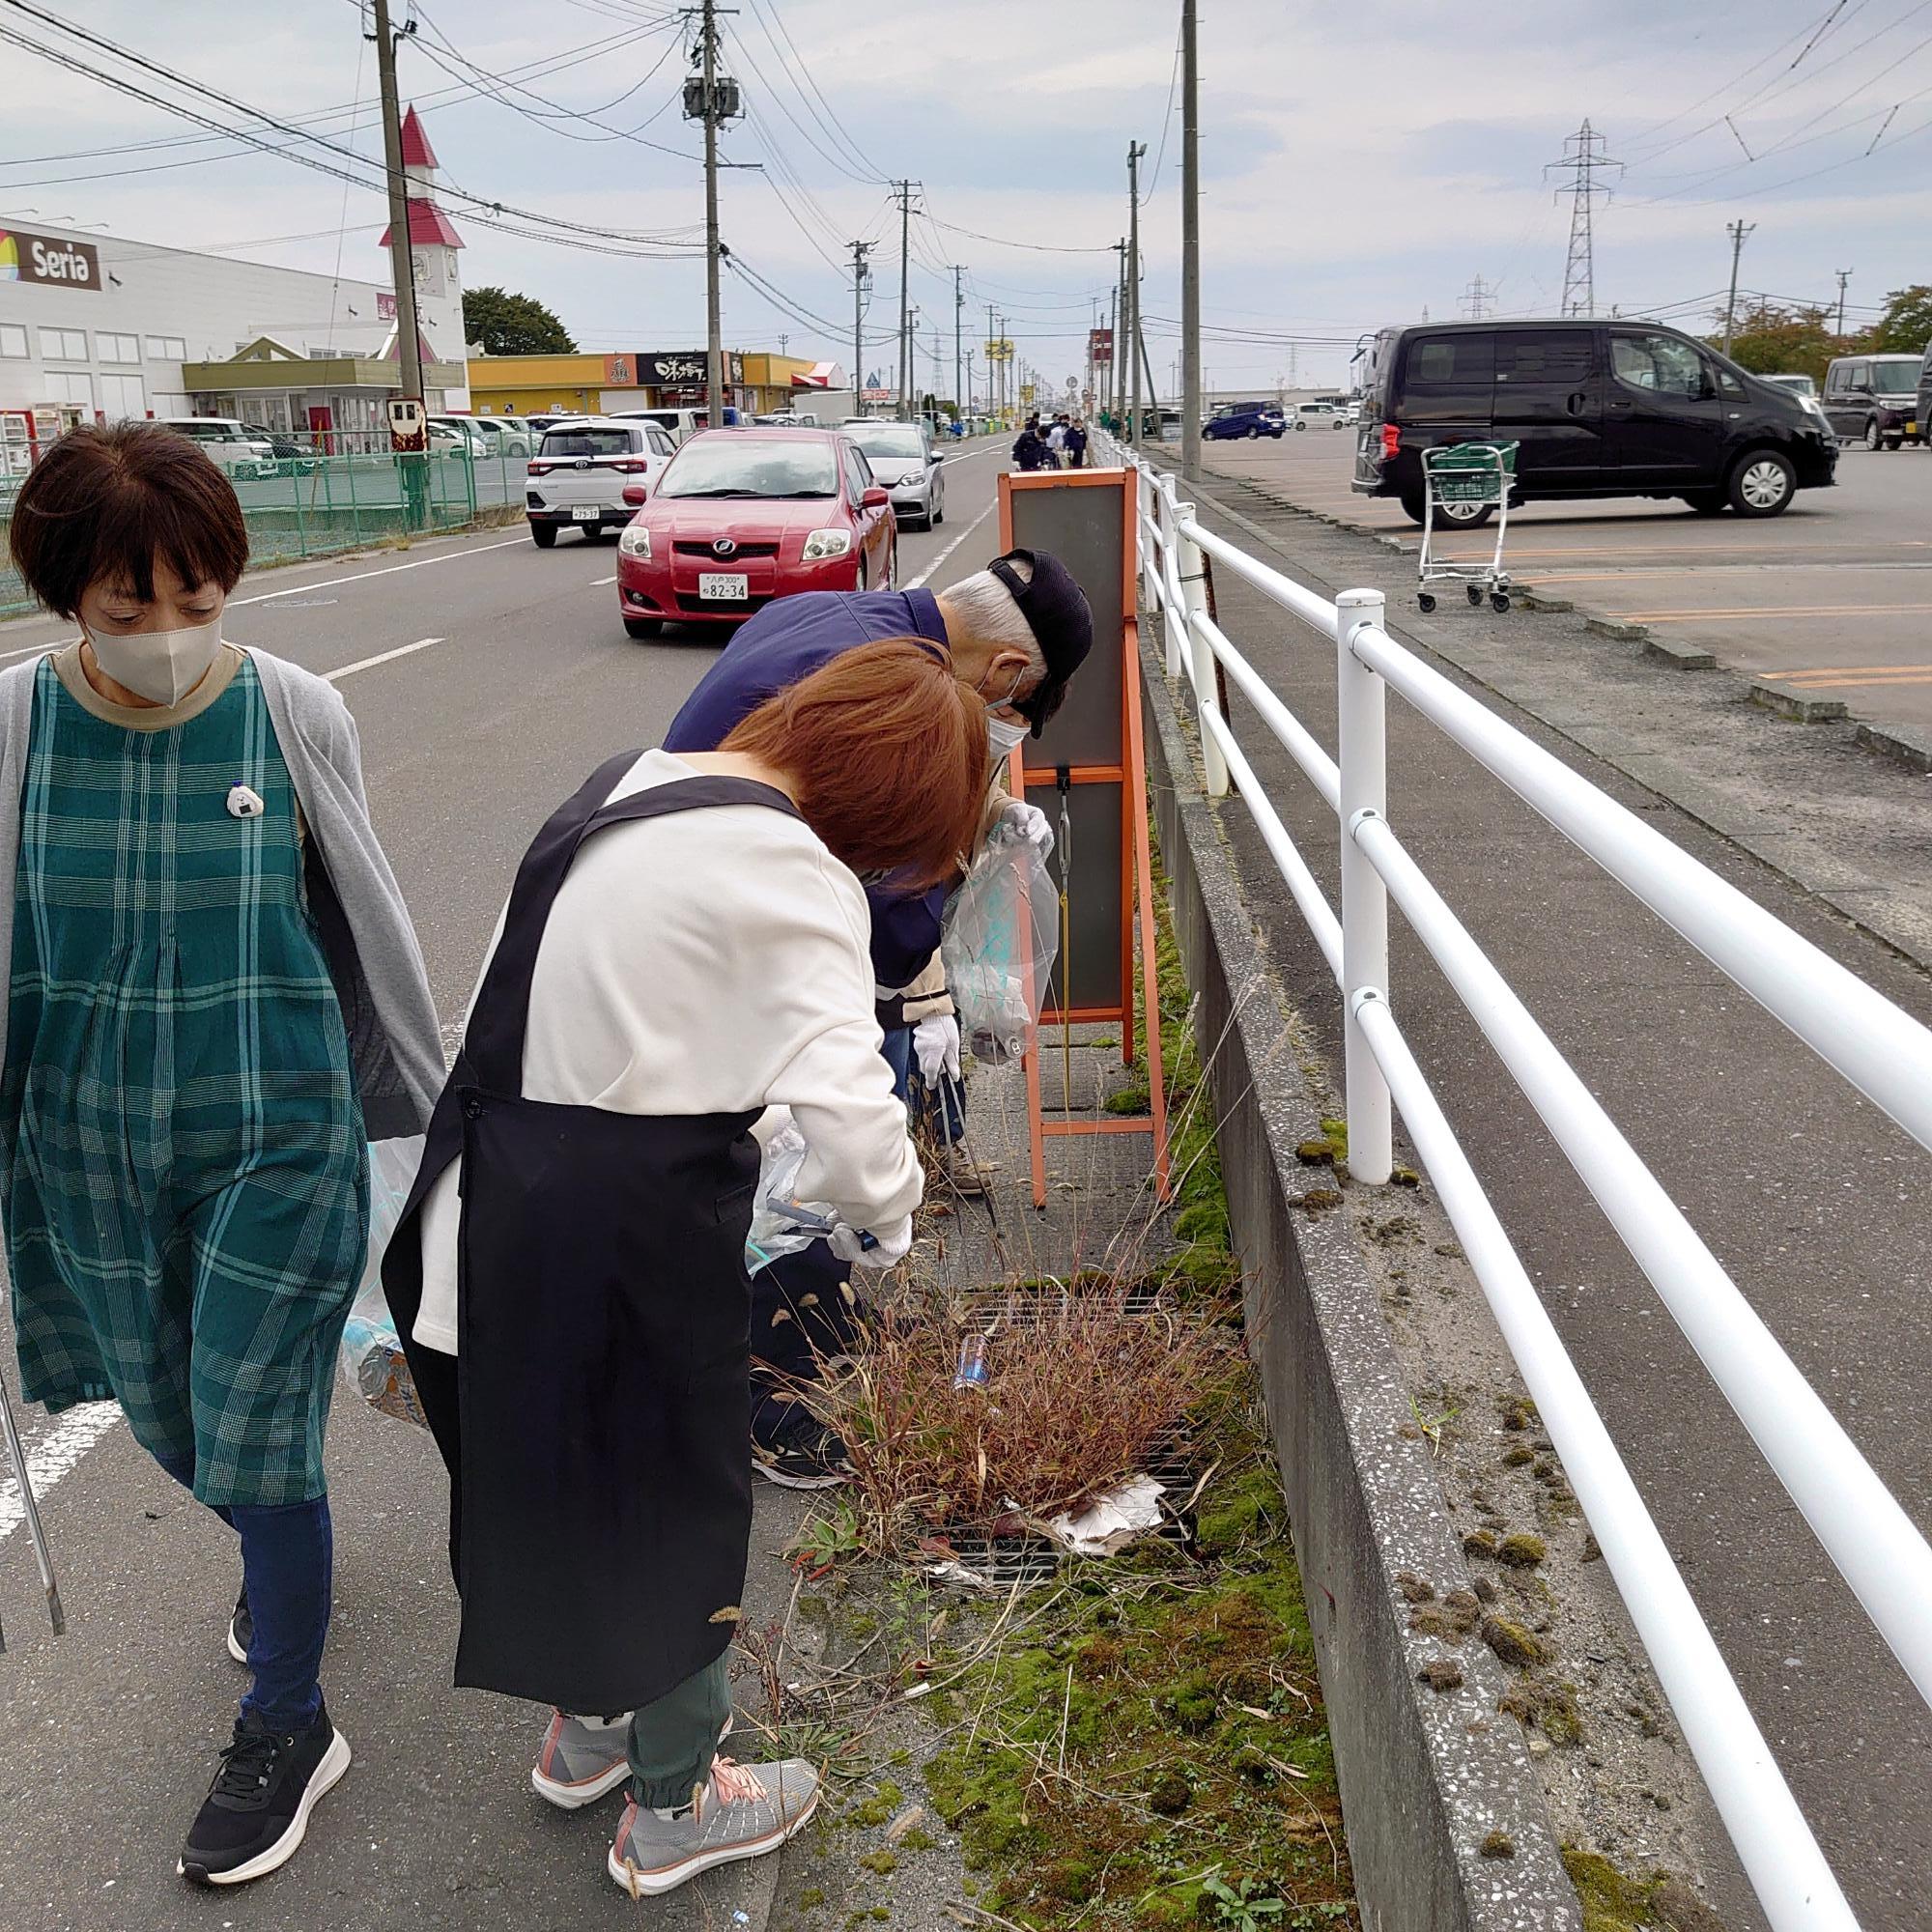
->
xmin=986 ymin=547 xmax=1094 ymax=737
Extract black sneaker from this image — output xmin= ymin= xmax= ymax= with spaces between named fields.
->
xmin=226 ymin=1583 xmax=250 ymax=1665
xmin=179 ymin=1701 xmax=351 ymax=1887
xmin=751 ymin=1402 xmax=853 ymax=1491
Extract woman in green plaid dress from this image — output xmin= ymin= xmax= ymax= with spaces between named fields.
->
xmin=0 ymin=424 xmax=442 ymax=1889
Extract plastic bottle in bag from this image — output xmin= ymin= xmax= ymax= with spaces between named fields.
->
xmin=746 ymin=1114 xmax=841 ymax=1273
xmin=942 ymin=818 xmax=1060 ymax=1065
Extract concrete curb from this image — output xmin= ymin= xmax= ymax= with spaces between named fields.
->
xmin=1748 ymin=677 xmax=1849 ymax=723
xmin=1141 ymin=628 xmax=1582 ymax=1932
xmin=1644 ymin=637 xmax=1718 ymax=670
xmin=1856 ymin=720 xmax=1932 ymax=773
xmin=1583 ymin=615 xmax=1649 ymax=643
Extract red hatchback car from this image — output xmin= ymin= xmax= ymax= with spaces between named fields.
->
xmin=615 ymin=428 xmax=896 ymax=638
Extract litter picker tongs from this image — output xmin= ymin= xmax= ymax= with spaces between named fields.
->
xmin=0 ymin=1377 xmax=65 ymax=1649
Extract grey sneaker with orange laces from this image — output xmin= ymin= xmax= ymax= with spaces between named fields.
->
xmin=607 ymin=1755 xmax=821 ymax=1896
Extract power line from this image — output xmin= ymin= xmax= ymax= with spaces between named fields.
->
xmin=1141 ymin=14 xmax=1184 ymax=203
xmin=0 ymin=8 xmax=703 ymax=254
xmin=739 ymin=0 xmax=885 ymax=184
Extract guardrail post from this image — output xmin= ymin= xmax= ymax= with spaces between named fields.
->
xmin=1175 ymin=503 xmax=1229 ymax=799
xmin=1337 ymin=586 xmax=1392 ymax=1184
xmin=1155 ymin=476 xmax=1181 ymax=674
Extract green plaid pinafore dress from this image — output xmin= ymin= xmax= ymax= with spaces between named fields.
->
xmin=2 ymin=655 xmax=368 ymax=1508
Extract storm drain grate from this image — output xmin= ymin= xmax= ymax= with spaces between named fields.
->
xmin=921 ymin=1428 xmax=1201 ymax=1592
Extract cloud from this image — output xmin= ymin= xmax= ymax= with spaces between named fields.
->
xmin=1 ymin=0 xmax=1926 ymax=389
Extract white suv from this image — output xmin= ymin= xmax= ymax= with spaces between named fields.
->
xmin=157 ymin=417 xmax=276 ymax=478
xmin=526 ymin=417 xmax=680 ymax=546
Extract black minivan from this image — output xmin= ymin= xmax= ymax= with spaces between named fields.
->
xmin=1354 ymin=319 xmax=1837 ymax=525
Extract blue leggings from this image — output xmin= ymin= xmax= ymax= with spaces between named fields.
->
xmin=156 ymin=1449 xmax=329 ymax=1731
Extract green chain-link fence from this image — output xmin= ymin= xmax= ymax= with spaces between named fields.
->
xmin=0 ymin=447 xmax=522 ymax=619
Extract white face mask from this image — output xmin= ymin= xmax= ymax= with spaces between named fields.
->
xmin=987 ymin=714 xmax=1030 ymax=759
xmin=84 ymin=614 xmax=224 ymax=707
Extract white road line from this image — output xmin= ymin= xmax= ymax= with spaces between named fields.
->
xmin=588 ymin=574 xmax=617 ymax=585
xmin=230 ymin=534 xmax=528 ymax=608
xmin=326 ymin=636 xmax=444 ymax=683
xmin=905 ymin=497 xmax=999 ymax=589
xmin=0 ymin=1403 xmax=124 ymax=1545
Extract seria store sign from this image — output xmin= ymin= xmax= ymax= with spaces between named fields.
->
xmin=0 ymin=228 xmax=102 ymax=291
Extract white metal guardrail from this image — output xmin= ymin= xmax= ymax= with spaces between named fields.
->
xmin=1094 ymin=429 xmax=1932 ymax=1932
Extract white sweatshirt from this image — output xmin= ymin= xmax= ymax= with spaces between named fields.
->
xmin=412 ymin=750 xmax=923 ymax=1354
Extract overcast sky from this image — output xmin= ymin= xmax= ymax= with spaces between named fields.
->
xmin=3 ymin=0 xmax=1927 ymax=392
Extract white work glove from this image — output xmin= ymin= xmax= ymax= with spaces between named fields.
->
xmin=914 ymin=1012 xmax=961 ymax=1085
xmin=998 ymin=798 xmax=1054 ymax=859
xmin=829 ymin=1214 xmax=914 ymax=1269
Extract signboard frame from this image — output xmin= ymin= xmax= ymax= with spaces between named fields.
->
xmin=1000 ymin=466 xmax=1169 ymax=1205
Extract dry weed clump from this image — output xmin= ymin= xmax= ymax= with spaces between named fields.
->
xmin=803 ymin=1282 xmax=1242 ymax=1552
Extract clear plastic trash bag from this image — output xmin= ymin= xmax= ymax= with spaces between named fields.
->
xmin=338 ymin=1135 xmax=431 ymax=1429
xmin=942 ymin=815 xmax=1060 ymax=1065
xmin=746 ymin=1112 xmax=839 ymax=1274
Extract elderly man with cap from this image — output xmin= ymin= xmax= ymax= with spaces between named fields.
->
xmin=663 ymin=548 xmax=1093 ymax=1485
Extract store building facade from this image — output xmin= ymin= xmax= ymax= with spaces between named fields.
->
xmin=466 ymin=350 xmax=844 ymax=418
xmin=1 ymin=104 xmax=467 ymax=468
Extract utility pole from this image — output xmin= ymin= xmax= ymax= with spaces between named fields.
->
xmin=1834 ymin=267 xmax=1853 ymax=337
xmin=893 ymin=180 xmax=920 ymax=417
xmin=850 ymin=239 xmax=872 ymax=417
xmin=952 ymin=264 xmax=965 ymax=422
xmin=1721 ymin=220 xmax=1755 ymax=356
xmin=372 ymin=0 xmax=423 ymax=413
xmin=778 ymin=331 xmax=788 ymax=356
xmin=965 ymin=349 xmax=975 ymax=418
xmin=1127 ymin=142 xmax=1147 ymax=445
xmin=682 ymin=0 xmax=741 ymax=431
xmin=1545 ymin=120 xmax=1622 ymax=318
xmin=1115 ymin=238 xmax=1131 ymax=426
xmin=1180 ymin=0 xmax=1201 ymax=473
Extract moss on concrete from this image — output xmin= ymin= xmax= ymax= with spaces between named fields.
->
xmin=923 ymin=1398 xmax=1352 ymax=1928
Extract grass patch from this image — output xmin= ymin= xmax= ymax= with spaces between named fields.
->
xmin=801 ymin=1285 xmax=1244 ymax=1554
xmin=920 ymin=1381 xmax=1356 ymax=1929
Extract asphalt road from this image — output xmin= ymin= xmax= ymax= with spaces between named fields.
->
xmin=0 ymin=436 xmax=1013 ymax=1931
xmin=1201 ymin=430 xmax=1932 ymax=731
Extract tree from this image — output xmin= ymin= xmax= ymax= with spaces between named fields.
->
xmin=1709 ymin=300 xmax=1838 ymax=385
xmin=461 ymin=286 xmax=577 ymax=355
xmin=1865 ymin=285 xmax=1932 ymax=356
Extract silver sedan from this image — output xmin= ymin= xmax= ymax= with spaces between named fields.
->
xmin=840 ymin=421 xmax=945 ymax=530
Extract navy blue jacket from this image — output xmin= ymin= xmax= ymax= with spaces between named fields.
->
xmin=662 ymin=588 xmax=954 ymax=989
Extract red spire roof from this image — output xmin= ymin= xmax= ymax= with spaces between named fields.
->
xmin=378 ymin=198 xmax=465 ymax=249
xmin=399 ymin=104 xmax=439 ymax=170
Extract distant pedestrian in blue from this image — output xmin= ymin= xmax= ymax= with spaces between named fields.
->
xmin=1065 ymin=418 xmax=1089 ymax=469
xmin=0 ymin=424 xmax=441 ymax=1889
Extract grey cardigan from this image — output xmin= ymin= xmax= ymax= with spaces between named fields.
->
xmin=0 ymin=647 xmax=445 ymax=1137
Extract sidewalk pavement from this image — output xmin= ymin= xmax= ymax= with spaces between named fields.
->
xmin=1169 ymin=466 xmax=1932 ymax=1932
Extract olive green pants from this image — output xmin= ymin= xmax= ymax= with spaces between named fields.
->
xmin=624 ymin=1652 xmax=733 ymax=1808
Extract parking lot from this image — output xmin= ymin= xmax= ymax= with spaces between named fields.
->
xmin=1200 ymin=429 xmax=1932 ymax=732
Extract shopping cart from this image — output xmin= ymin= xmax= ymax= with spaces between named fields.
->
xmin=1416 ymin=440 xmax=1517 ymax=613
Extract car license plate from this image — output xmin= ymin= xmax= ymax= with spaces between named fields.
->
xmin=698 ymin=572 xmax=749 ymax=601
xmin=571 ymin=505 xmax=600 ymax=523
xmin=1909 ymin=420 xmax=1919 ymax=437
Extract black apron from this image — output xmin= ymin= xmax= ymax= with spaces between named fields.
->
xmin=383 ymin=753 xmax=802 ymax=1716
